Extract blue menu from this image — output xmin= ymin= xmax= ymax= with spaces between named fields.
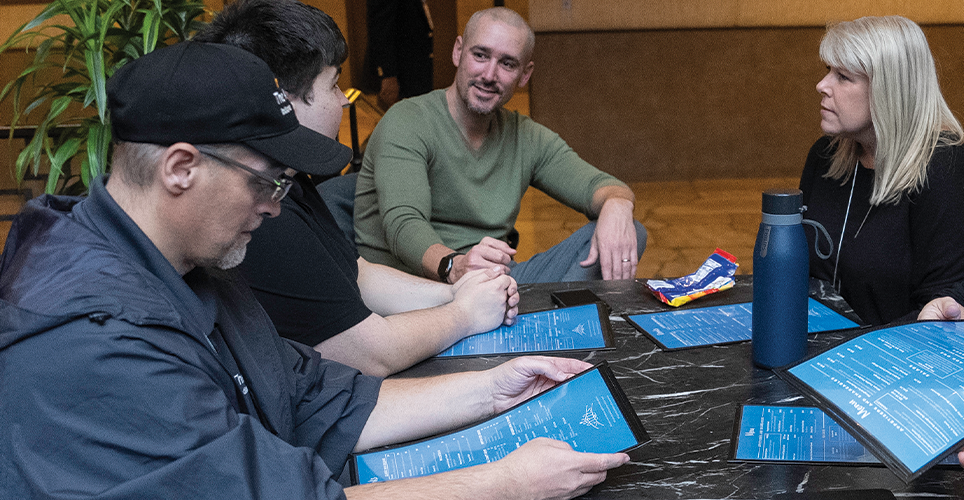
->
xmin=626 ymin=298 xmax=858 ymax=350
xmin=782 ymin=321 xmax=964 ymax=482
xmin=731 ymin=405 xmax=959 ymax=465
xmin=350 ymin=364 xmax=647 ymax=484
xmin=436 ymin=303 xmax=612 ymax=357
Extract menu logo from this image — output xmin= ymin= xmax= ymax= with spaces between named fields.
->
xmin=580 ymin=404 xmax=605 ymax=429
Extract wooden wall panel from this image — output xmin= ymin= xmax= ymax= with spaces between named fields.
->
xmin=529 ymin=0 xmax=964 ymax=31
xmin=529 ymin=25 xmax=964 ymax=182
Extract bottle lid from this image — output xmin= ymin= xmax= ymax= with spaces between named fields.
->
xmin=762 ymin=189 xmax=803 ymax=215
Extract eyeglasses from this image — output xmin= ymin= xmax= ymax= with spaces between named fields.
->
xmin=195 ymin=146 xmax=293 ymax=203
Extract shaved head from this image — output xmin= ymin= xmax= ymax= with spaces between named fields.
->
xmin=464 ymin=7 xmax=534 ymax=63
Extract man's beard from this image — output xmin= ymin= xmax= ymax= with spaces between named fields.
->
xmin=465 ymin=80 xmax=504 ymax=115
xmin=215 ymin=244 xmax=247 ymax=270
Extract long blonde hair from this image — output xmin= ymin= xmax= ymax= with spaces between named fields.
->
xmin=819 ymin=16 xmax=962 ymax=205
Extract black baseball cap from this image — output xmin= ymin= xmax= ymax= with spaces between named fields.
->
xmin=106 ymin=41 xmax=351 ymax=176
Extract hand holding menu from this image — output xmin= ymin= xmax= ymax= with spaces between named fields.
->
xmin=350 ymin=362 xmax=648 ymax=484
xmin=779 ymin=321 xmax=964 ymax=482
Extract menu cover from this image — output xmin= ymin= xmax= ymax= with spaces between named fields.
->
xmin=349 ymin=361 xmax=649 ymax=484
xmin=625 ymin=298 xmax=859 ymax=350
xmin=436 ymin=303 xmax=614 ymax=358
xmin=777 ymin=321 xmax=964 ymax=482
xmin=729 ymin=404 xmax=960 ymax=466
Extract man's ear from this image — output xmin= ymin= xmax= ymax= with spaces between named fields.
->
xmin=451 ymin=36 xmax=464 ymax=68
xmin=518 ymin=61 xmax=535 ymax=89
xmin=159 ymin=143 xmax=204 ymax=196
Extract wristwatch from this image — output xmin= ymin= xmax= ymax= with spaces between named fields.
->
xmin=437 ymin=252 xmax=461 ymax=283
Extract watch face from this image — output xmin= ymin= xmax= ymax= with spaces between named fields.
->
xmin=438 ymin=253 xmax=458 ymax=281
xmin=438 ymin=256 xmax=452 ymax=280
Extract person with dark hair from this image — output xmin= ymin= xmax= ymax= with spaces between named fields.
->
xmin=194 ymin=0 xmax=519 ymax=378
xmin=354 ymin=8 xmax=648 ymax=285
xmin=362 ymin=0 xmax=435 ymax=109
xmin=0 ymin=41 xmax=628 ymax=499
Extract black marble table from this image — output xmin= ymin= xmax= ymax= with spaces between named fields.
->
xmin=395 ymin=276 xmax=964 ymax=499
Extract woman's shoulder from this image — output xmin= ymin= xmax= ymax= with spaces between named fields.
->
xmin=930 ymin=137 xmax=964 ymax=166
xmin=915 ymin=140 xmax=964 ymax=200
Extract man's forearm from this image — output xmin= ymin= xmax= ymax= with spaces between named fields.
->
xmin=345 ymin=460 xmax=507 ymax=500
xmin=316 ymin=302 xmax=474 ymax=377
xmin=355 ymin=370 xmax=494 ymax=451
xmin=357 ymin=258 xmax=454 ymax=315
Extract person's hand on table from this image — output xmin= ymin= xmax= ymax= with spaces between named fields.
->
xmin=450 ymin=237 xmax=514 ymax=283
xmin=580 ymin=197 xmax=638 ymax=280
xmin=918 ymin=297 xmax=963 ymax=321
xmin=450 ymin=267 xmax=520 ymax=332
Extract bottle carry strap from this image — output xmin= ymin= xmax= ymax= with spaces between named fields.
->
xmin=801 ymin=218 xmax=833 ymax=260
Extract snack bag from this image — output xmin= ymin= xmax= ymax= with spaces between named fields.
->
xmin=646 ymin=249 xmax=738 ymax=307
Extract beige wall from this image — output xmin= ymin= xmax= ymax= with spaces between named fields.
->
xmin=529 ymin=0 xmax=964 ymax=31
xmin=529 ymin=25 xmax=964 ymax=182
xmin=524 ymin=1 xmax=964 ymax=182
xmin=0 ymin=4 xmax=47 ymax=43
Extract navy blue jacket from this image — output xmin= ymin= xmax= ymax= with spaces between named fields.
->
xmin=0 ymin=177 xmax=380 ymax=499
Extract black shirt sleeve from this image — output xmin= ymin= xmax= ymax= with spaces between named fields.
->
xmin=239 ymin=175 xmax=372 ymax=346
xmin=906 ymin=143 xmax=964 ymax=309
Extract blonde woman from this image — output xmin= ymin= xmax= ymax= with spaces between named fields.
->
xmin=800 ymin=15 xmax=964 ymax=325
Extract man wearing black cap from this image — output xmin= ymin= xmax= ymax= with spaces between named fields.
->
xmin=0 ymin=42 xmax=626 ymax=499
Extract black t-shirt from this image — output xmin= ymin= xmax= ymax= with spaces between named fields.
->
xmin=800 ymin=136 xmax=964 ymax=325
xmin=238 ymin=173 xmax=372 ymax=346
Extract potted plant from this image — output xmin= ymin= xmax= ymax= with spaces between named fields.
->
xmin=0 ymin=0 xmax=208 ymax=195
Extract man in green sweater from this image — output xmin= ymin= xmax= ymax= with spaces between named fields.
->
xmin=354 ymin=7 xmax=646 ymax=284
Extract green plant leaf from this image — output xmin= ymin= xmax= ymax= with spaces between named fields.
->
xmin=21 ymin=95 xmax=50 ymax=117
xmin=15 ymin=138 xmax=38 ymax=182
xmin=2 ymin=0 xmax=208 ymax=193
xmin=15 ymin=128 xmax=47 ymax=182
xmin=84 ymin=46 xmax=107 ymax=123
xmin=15 ymin=1 xmax=67 ymax=34
xmin=86 ymin=120 xmax=109 ymax=179
xmin=80 ymin=156 xmax=91 ymax=187
xmin=82 ymin=84 xmax=96 ymax=107
xmin=142 ymin=9 xmax=160 ymax=54
xmin=47 ymin=136 xmax=84 ymax=193
xmin=46 ymin=95 xmax=72 ymax=123
xmin=100 ymin=0 xmax=133 ymax=55
xmin=0 ymin=76 xmax=22 ymax=104
xmin=57 ymin=0 xmax=87 ymax=36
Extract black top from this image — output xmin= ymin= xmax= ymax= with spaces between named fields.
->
xmin=362 ymin=0 xmax=434 ymax=98
xmin=239 ymin=173 xmax=372 ymax=346
xmin=799 ymin=136 xmax=964 ymax=325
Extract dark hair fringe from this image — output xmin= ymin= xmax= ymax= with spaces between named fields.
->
xmin=194 ymin=0 xmax=347 ymax=103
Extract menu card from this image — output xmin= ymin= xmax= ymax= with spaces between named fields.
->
xmin=778 ymin=321 xmax=964 ymax=482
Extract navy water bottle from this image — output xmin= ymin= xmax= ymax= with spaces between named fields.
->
xmin=752 ymin=189 xmax=808 ymax=368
